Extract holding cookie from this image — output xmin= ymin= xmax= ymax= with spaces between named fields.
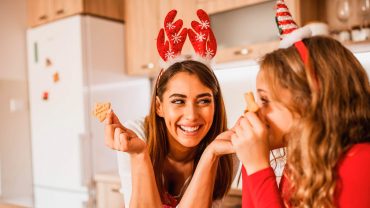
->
xmin=93 ymin=102 xmax=111 ymax=122
xmin=244 ymin=92 xmax=259 ymax=113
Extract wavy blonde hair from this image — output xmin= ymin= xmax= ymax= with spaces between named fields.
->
xmin=260 ymin=36 xmax=370 ymax=207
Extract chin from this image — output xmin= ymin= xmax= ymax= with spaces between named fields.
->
xmin=177 ymin=137 xmax=203 ymax=148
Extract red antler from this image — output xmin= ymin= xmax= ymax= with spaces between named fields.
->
xmin=188 ymin=9 xmax=217 ymax=60
xmin=157 ymin=10 xmax=187 ymax=62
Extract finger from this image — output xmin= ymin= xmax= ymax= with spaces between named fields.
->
xmin=233 ymin=124 xmax=244 ymax=139
xmin=119 ymin=133 xmax=131 ymax=152
xmin=104 ymin=124 xmax=114 ymax=148
xmin=105 ymin=109 xmax=113 ymax=125
xmin=238 ymin=117 xmax=254 ymax=136
xmin=244 ymin=112 xmax=265 ymax=135
xmin=114 ymin=128 xmax=123 ymax=149
xmin=230 ymin=133 xmax=238 ymax=146
xmin=231 ymin=116 xmax=243 ymax=131
xmin=216 ymin=139 xmax=235 ymax=155
xmin=216 ymin=130 xmax=235 ymax=141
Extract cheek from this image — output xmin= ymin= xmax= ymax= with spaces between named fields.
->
xmin=203 ymin=105 xmax=215 ymax=124
xmin=269 ymin=111 xmax=294 ymax=145
xmin=162 ymin=105 xmax=180 ymax=124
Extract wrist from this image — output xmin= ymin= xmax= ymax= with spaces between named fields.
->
xmin=203 ymin=146 xmax=220 ymax=163
xmin=244 ymin=160 xmax=270 ymax=175
xmin=130 ymin=149 xmax=149 ymax=161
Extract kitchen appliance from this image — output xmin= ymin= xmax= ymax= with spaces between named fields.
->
xmin=27 ymin=15 xmax=151 ymax=208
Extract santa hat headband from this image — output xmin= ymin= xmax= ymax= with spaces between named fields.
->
xmin=275 ymin=0 xmax=312 ymax=63
xmin=275 ymin=0 xmax=319 ymax=91
xmin=155 ymin=9 xmax=217 ymax=87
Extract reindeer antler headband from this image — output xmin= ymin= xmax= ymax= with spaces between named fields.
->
xmin=275 ymin=0 xmax=319 ymax=92
xmin=156 ymin=9 xmax=217 ymax=86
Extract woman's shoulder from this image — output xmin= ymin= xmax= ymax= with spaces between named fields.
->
xmin=338 ymin=143 xmax=370 ymax=175
xmin=343 ymin=143 xmax=370 ymax=161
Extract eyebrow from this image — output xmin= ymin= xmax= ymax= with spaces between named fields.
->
xmin=257 ymin=89 xmax=267 ymax=93
xmin=169 ymin=93 xmax=212 ymax=99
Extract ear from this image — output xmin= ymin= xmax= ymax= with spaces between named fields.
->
xmin=156 ymin=96 xmax=164 ymax=117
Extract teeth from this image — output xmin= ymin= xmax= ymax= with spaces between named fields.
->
xmin=180 ymin=125 xmax=200 ymax=132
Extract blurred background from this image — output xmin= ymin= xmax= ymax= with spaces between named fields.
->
xmin=0 ymin=0 xmax=369 ymax=207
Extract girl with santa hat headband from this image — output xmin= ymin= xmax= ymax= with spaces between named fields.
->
xmin=230 ymin=0 xmax=370 ymax=207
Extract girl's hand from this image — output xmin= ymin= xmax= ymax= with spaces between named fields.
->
xmin=231 ymin=112 xmax=270 ymax=175
xmin=104 ymin=110 xmax=146 ymax=156
xmin=205 ymin=130 xmax=235 ymax=159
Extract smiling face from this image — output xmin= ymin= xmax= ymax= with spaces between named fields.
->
xmin=256 ymin=70 xmax=294 ymax=150
xmin=156 ymin=71 xmax=215 ymax=149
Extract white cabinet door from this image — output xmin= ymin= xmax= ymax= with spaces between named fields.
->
xmin=27 ymin=16 xmax=87 ymax=192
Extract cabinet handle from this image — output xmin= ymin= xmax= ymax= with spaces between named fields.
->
xmin=39 ymin=15 xmax=48 ymax=20
xmin=111 ymin=187 xmax=120 ymax=193
xmin=141 ymin=63 xmax=154 ymax=69
xmin=234 ymin=48 xmax=250 ymax=55
xmin=56 ymin=9 xmax=64 ymax=15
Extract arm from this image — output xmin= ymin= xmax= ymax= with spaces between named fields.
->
xmin=232 ymin=112 xmax=283 ymax=208
xmin=129 ymin=151 xmax=162 ymax=208
xmin=242 ymin=166 xmax=283 ymax=208
xmin=337 ymin=143 xmax=370 ymax=207
xmin=105 ymin=111 xmax=162 ymax=208
xmin=178 ymin=131 xmax=235 ymax=208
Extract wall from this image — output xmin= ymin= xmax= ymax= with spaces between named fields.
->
xmin=0 ymin=0 xmax=28 ymax=80
xmin=0 ymin=0 xmax=33 ymax=206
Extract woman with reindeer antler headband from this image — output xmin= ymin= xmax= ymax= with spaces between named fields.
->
xmin=105 ymin=9 xmax=239 ymax=207
xmin=228 ymin=0 xmax=370 ymax=207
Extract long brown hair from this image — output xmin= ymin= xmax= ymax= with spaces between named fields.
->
xmin=144 ymin=60 xmax=233 ymax=203
xmin=260 ymin=36 xmax=370 ymax=207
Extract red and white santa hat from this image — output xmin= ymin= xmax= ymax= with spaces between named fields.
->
xmin=276 ymin=0 xmax=320 ymax=92
xmin=156 ymin=9 xmax=217 ymax=70
xmin=276 ymin=0 xmax=312 ymax=49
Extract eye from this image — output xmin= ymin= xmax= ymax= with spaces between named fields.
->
xmin=260 ymin=96 xmax=269 ymax=105
xmin=198 ymin=99 xmax=212 ymax=105
xmin=171 ymin=99 xmax=185 ymax=104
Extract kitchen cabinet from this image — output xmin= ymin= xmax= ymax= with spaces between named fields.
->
xmin=27 ymin=0 xmax=124 ymax=28
xmin=207 ymin=0 xmax=328 ymax=64
xmin=95 ymin=172 xmax=124 ymax=208
xmin=125 ymin=0 xmax=197 ymax=76
xmin=197 ymin=0 xmax=272 ymax=14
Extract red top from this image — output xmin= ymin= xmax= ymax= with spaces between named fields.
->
xmin=242 ymin=143 xmax=370 ymax=208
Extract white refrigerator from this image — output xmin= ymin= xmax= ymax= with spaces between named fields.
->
xmin=26 ymin=15 xmax=151 ymax=208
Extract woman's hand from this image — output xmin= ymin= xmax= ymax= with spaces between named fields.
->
xmin=104 ymin=110 xmax=146 ymax=156
xmin=231 ymin=112 xmax=270 ymax=175
xmin=205 ymin=130 xmax=235 ymax=159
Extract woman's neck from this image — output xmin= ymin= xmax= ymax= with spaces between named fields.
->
xmin=167 ymin=145 xmax=196 ymax=163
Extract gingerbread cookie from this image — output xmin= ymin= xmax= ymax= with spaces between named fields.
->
xmin=244 ymin=92 xmax=259 ymax=113
xmin=93 ymin=102 xmax=111 ymax=122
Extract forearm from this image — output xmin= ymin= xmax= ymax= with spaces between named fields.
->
xmin=130 ymin=152 xmax=162 ymax=208
xmin=179 ymin=149 xmax=219 ymax=208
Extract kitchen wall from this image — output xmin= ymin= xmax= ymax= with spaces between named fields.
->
xmin=0 ymin=0 xmax=33 ymax=206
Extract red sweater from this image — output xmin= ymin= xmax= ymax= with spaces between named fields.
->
xmin=242 ymin=143 xmax=370 ymax=208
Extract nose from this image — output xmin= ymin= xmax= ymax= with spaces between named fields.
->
xmin=184 ymin=103 xmax=198 ymax=121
